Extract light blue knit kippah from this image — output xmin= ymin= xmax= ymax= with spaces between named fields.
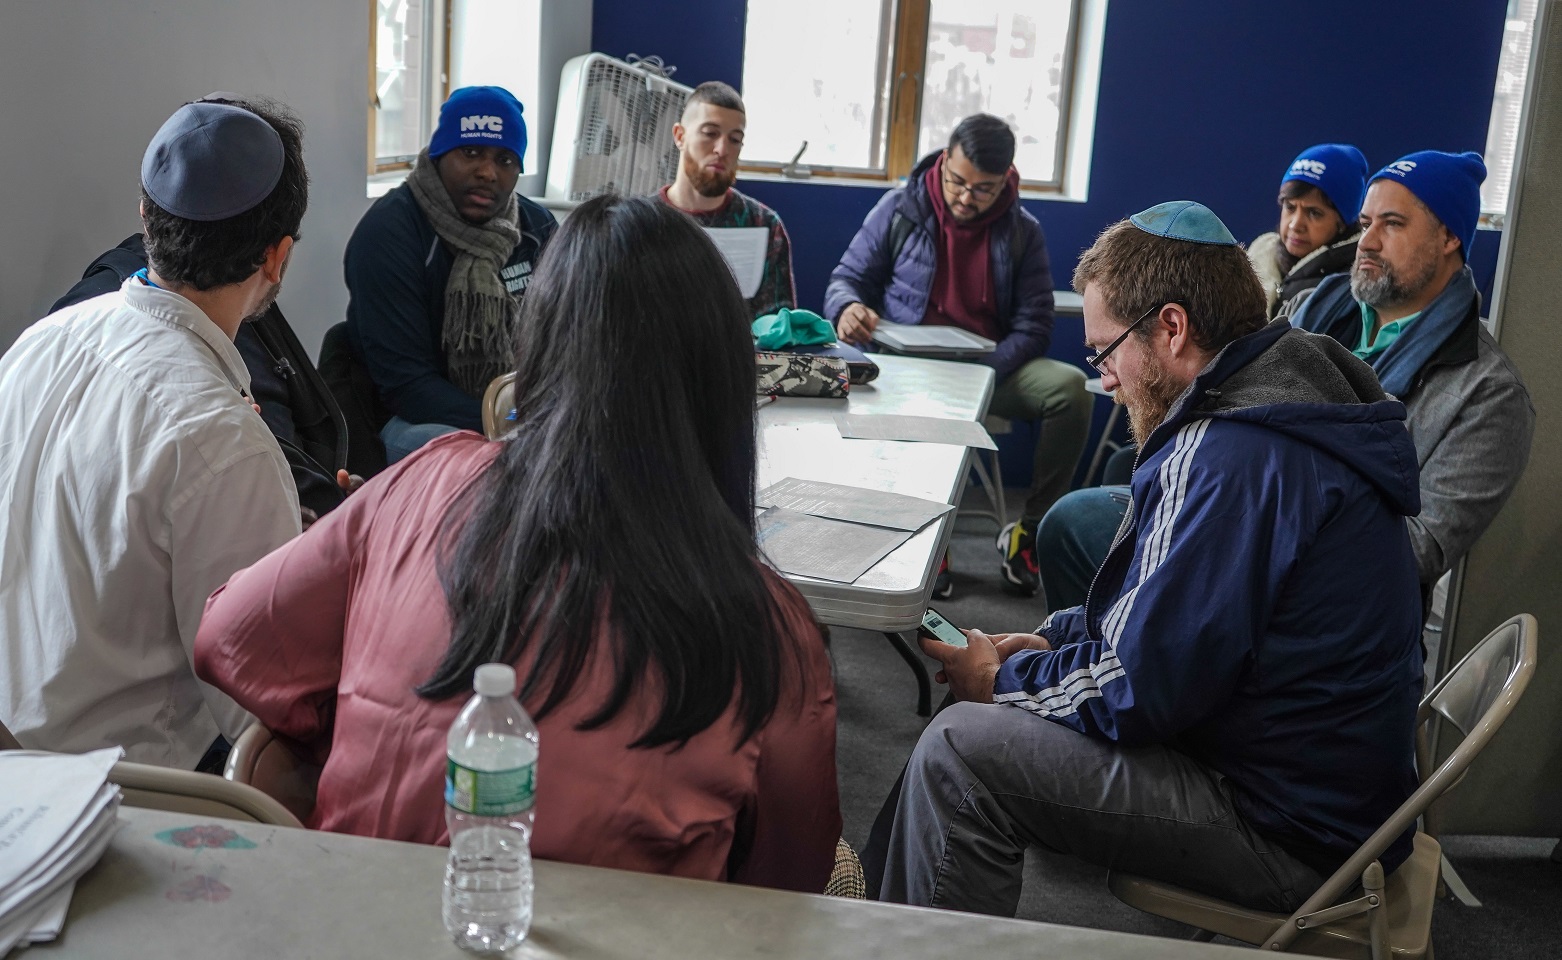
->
xmin=1128 ymin=200 xmax=1238 ymax=246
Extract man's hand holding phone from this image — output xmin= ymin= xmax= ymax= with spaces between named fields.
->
xmin=918 ymin=607 xmax=1052 ymax=704
xmin=836 ymin=302 xmax=880 ymax=346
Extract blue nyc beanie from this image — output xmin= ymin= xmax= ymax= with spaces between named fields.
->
xmin=1370 ymin=151 xmax=1486 ymax=260
xmin=1281 ymin=143 xmax=1368 ymax=224
xmin=429 ymin=86 xmax=528 ymax=165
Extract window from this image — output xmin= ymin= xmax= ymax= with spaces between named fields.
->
xmin=371 ymin=0 xmax=444 ymax=172
xmin=368 ymin=0 xmax=543 ymax=178
xmin=1481 ymin=0 xmax=1540 ymax=219
xmin=740 ymin=0 xmax=1092 ymax=193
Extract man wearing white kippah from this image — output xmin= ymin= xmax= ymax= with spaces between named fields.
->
xmin=868 ymin=202 xmax=1425 ymax=919
xmin=0 ymin=97 xmax=307 ymax=771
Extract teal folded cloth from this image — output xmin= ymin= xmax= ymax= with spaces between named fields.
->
xmin=752 ymin=308 xmax=837 ymax=350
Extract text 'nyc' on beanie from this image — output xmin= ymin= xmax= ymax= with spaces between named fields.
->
xmin=1281 ymin=143 xmax=1369 ymax=224
xmin=1370 ymin=150 xmax=1486 ymax=259
xmin=428 ymin=85 xmax=528 ymax=166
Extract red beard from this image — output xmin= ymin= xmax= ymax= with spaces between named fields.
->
xmin=1117 ymin=349 xmax=1188 ymax=446
xmin=683 ymin=149 xmax=736 ymax=198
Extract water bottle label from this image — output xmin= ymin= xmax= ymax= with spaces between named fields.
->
xmin=445 ymin=759 xmax=536 ymax=816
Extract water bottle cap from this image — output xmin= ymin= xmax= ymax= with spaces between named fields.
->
xmin=473 ymin=663 xmax=516 ymax=697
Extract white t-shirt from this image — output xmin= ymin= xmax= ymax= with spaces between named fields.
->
xmin=0 ymin=279 xmax=300 ymax=768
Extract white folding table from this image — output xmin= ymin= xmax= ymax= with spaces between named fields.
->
xmin=37 ymin=808 xmax=1257 ymax=960
xmin=758 ymin=354 xmax=993 ymax=714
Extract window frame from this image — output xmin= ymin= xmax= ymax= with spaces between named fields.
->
xmin=367 ymin=0 xmax=451 ymax=176
xmin=738 ymin=0 xmax=1087 ymax=194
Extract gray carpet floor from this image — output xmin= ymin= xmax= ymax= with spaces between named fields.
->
xmin=829 ymin=496 xmax=1562 ymax=957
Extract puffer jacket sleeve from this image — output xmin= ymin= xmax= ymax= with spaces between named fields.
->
xmin=823 ymin=190 xmax=902 ymax=321
xmin=986 ymin=213 xmax=1054 ymax=381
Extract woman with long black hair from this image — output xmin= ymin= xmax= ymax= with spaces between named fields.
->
xmin=195 ymin=194 xmax=840 ymax=891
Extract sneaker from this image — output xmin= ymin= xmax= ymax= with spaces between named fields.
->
xmin=997 ymin=520 xmax=1040 ymax=597
xmin=932 ymin=550 xmax=954 ymax=600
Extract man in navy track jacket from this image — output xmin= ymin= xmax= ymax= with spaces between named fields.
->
xmin=876 ymin=202 xmax=1425 ymax=919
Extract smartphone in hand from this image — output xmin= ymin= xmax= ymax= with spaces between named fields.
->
xmin=919 ymin=606 xmax=968 ymax=648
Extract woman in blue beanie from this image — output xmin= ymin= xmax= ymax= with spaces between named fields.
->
xmin=1248 ymin=144 xmax=1368 ymax=318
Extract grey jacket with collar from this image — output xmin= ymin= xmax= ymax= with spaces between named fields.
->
xmin=1291 ymin=270 xmax=1535 ymax=586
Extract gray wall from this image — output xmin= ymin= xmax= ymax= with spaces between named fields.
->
xmin=0 ymin=0 xmax=591 ymax=357
xmin=1440 ymin=0 xmax=1562 ymax=837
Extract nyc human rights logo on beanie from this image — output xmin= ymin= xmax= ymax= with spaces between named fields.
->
xmin=1281 ymin=143 xmax=1369 ymax=223
xmin=429 ymin=86 xmax=528 ymax=166
xmin=1370 ymin=150 xmax=1486 ymax=259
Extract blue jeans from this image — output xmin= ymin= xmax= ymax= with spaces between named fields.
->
xmin=1035 ymin=485 xmax=1131 ymax=613
xmin=380 ymin=416 xmax=461 ymax=464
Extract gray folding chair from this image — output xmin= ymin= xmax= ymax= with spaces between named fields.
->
xmin=224 ymin=723 xmax=321 ymax=824
xmin=110 ymin=760 xmax=304 ymax=827
xmin=961 ymin=416 xmax=1010 ymax=530
xmin=1109 ymin=613 xmax=1538 ymax=959
xmin=1 ymin=718 xmax=301 ymax=827
xmin=482 ymin=372 xmax=518 ymax=440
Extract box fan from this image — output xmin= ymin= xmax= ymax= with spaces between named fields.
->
xmin=546 ymin=54 xmax=693 ymax=202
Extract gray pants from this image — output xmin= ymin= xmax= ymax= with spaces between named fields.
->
xmin=879 ymin=701 xmax=1325 ymax=917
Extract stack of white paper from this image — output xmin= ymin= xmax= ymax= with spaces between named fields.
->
xmin=0 ymin=748 xmax=123 ymax=955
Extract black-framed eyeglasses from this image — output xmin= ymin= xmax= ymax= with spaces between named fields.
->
xmin=1087 ymin=301 xmax=1180 ymax=370
xmin=942 ymin=172 xmax=1002 ymax=200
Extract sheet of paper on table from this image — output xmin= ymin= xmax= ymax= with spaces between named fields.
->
xmin=703 ymin=226 xmax=768 ymax=298
xmin=756 ymin=507 xmax=912 ymax=583
xmin=835 ymin=413 xmax=998 ymax=450
xmin=756 ymin=477 xmax=954 ymax=532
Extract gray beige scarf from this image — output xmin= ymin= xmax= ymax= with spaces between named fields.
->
xmin=408 ymin=150 xmax=523 ymax=398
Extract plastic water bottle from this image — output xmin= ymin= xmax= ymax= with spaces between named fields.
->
xmin=442 ymin=663 xmax=539 ymax=954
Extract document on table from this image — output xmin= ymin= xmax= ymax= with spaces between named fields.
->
xmin=703 ymin=226 xmax=768 ymax=299
xmin=756 ymin=507 xmax=911 ymax=583
xmin=835 ymin=413 xmax=998 ymax=450
xmin=871 ymin=325 xmax=995 ymax=354
xmin=756 ymin=477 xmax=954 ymax=532
xmin=0 ymin=748 xmax=124 ymax=955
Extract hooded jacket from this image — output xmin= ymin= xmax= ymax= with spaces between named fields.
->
xmin=1291 ymin=268 xmax=1534 ymax=586
xmin=822 ymin=151 xmax=1055 ymax=382
xmin=995 ymin=320 xmax=1425 ymax=874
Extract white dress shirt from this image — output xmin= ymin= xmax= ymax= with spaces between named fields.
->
xmin=0 ymin=279 xmax=300 ymax=768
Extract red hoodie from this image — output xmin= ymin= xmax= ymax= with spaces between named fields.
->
xmin=922 ymin=154 xmax=1021 ymax=342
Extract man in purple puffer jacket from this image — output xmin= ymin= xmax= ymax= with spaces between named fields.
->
xmin=825 ymin=115 xmax=1090 ymax=598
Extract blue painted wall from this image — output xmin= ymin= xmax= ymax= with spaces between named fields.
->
xmin=594 ymin=0 xmax=1510 ymax=485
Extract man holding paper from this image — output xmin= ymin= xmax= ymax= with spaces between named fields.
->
xmin=824 ymin=114 xmax=1090 ymax=598
xmin=659 ymin=81 xmax=797 ymax=319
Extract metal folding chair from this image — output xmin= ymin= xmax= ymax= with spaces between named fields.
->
xmin=1109 ymin=614 xmax=1538 ymax=959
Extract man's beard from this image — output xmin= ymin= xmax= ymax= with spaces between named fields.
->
xmin=683 ymin=149 xmax=735 ymax=198
xmin=1350 ymin=244 xmax=1441 ymax=310
xmin=1117 ymin=349 xmax=1188 ymax=445
xmin=244 ymin=280 xmax=283 ymax=322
